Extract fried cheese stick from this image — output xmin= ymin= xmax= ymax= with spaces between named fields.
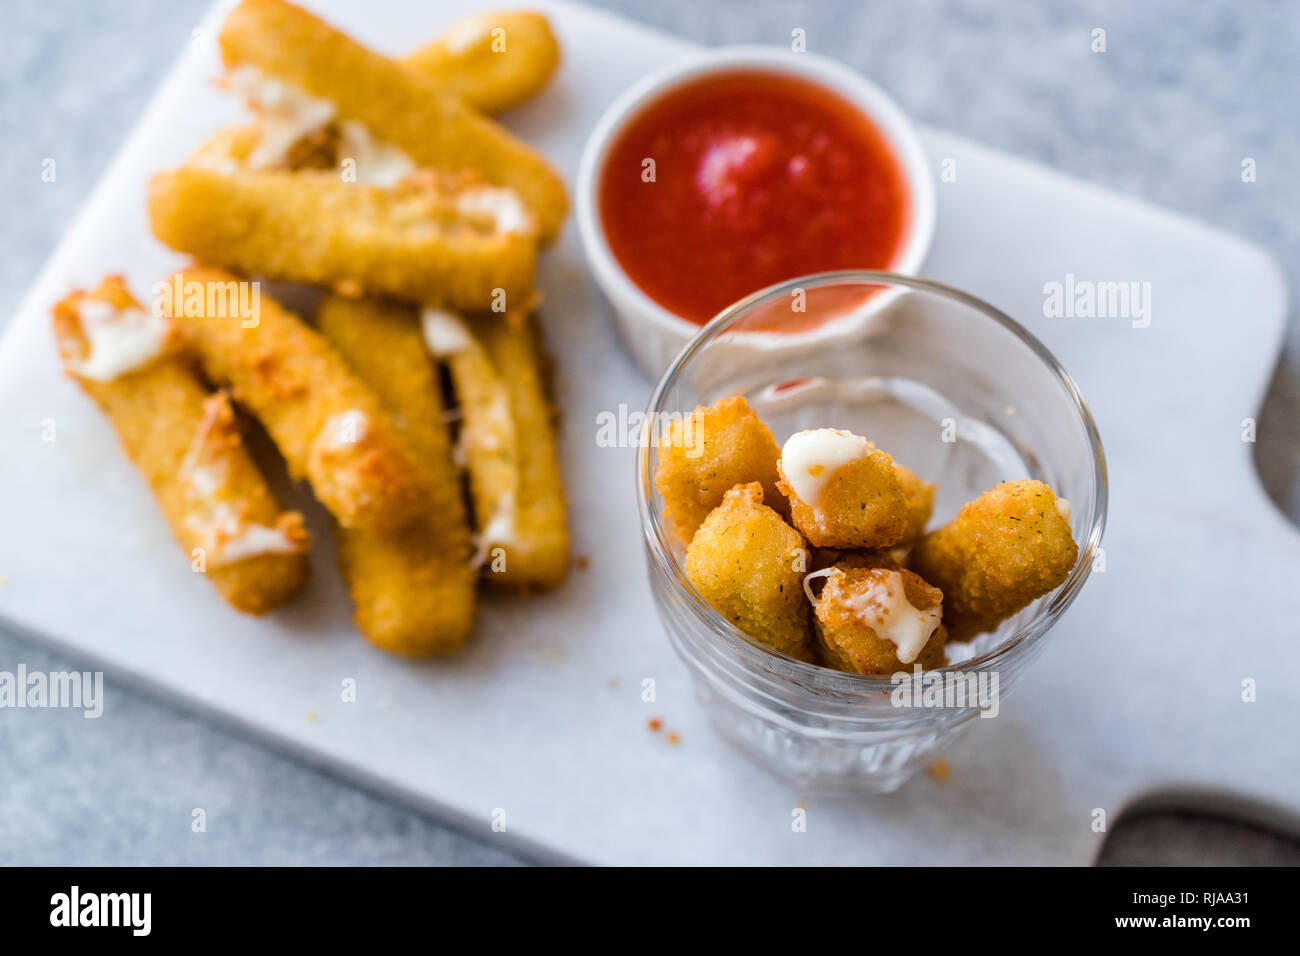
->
xmin=52 ymin=276 xmax=308 ymax=614
xmin=476 ymin=308 xmax=569 ymax=588
xmin=422 ymin=307 xmax=569 ymax=589
xmin=163 ymin=267 xmax=428 ymax=534
xmin=148 ymin=165 xmax=537 ymax=311
xmin=404 ymin=10 xmax=560 ymax=114
xmin=315 ymin=296 xmax=477 ymax=655
xmin=218 ymin=0 xmax=568 ymax=243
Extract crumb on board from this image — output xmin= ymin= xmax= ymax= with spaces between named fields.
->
xmin=926 ymin=757 xmax=950 ymax=781
xmin=306 ymin=711 xmax=320 ymax=724
xmin=606 ymin=677 xmax=620 ymax=690
xmin=666 ymin=731 xmax=681 ymax=745
xmin=647 ymin=717 xmax=662 ymax=732
xmin=575 ymin=555 xmax=591 ymax=571
xmin=525 ymin=642 xmax=565 ymax=662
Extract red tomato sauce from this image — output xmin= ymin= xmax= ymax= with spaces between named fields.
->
xmin=599 ymin=70 xmax=910 ymax=327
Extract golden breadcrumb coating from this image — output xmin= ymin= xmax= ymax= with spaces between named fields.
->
xmin=911 ymin=479 xmax=1078 ymax=643
xmin=777 ymin=439 xmax=908 ymax=549
xmin=404 ymin=11 xmax=560 ymax=114
xmin=434 ymin=306 xmax=570 ymax=591
xmin=655 ymin=395 xmax=784 ymax=545
xmin=434 ymin=310 xmax=517 ymax=576
xmin=218 ymin=0 xmax=567 ymax=242
xmin=813 ymin=562 xmax=947 ymax=675
xmin=148 ymin=166 xmax=536 ymax=311
xmin=475 ymin=309 xmax=569 ymax=589
xmin=683 ymin=483 xmax=813 ymax=662
xmin=316 ymin=295 xmax=477 ymax=655
xmin=164 ymin=266 xmax=428 ymax=534
xmin=895 ymin=462 xmax=935 ymax=545
xmin=52 ymin=276 xmax=308 ymax=615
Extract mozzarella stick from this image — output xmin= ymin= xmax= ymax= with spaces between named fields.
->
xmin=148 ymin=165 xmax=536 ymax=311
xmin=422 ymin=308 xmax=517 ymax=574
xmin=218 ymin=0 xmax=568 ymax=243
xmin=163 ymin=267 xmax=427 ymax=534
xmin=476 ymin=309 xmax=569 ymax=588
xmin=52 ymin=277 xmax=308 ymax=614
xmin=315 ymin=296 xmax=477 ymax=655
xmin=404 ymin=10 xmax=560 ymax=114
xmin=422 ymin=307 xmax=568 ymax=589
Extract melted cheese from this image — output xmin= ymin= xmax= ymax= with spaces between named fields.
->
xmin=471 ymin=492 xmax=515 ymax=570
xmin=779 ymin=428 xmax=870 ymax=505
xmin=71 ymin=299 xmax=170 ymax=381
xmin=337 ymin=119 xmax=417 ymax=187
xmin=177 ymin=405 xmax=303 ymax=565
xmin=840 ymin=570 xmax=941 ymax=665
xmin=456 ymin=185 xmax=533 ymax=235
xmin=218 ymin=521 xmax=303 ymax=564
xmin=225 ymin=66 xmax=335 ymax=169
xmin=420 ymin=307 xmax=474 ymax=356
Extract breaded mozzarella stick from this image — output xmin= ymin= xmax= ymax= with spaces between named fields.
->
xmin=164 ymin=267 xmax=428 ymax=534
xmin=316 ymin=296 xmax=477 ymax=655
xmin=404 ymin=10 xmax=560 ymax=114
xmin=422 ymin=308 xmax=517 ymax=572
xmin=422 ymin=306 xmax=569 ymax=589
xmin=148 ymin=166 xmax=536 ymax=311
xmin=475 ymin=309 xmax=569 ymax=588
xmin=218 ymin=0 xmax=568 ymax=243
xmin=52 ymin=276 xmax=308 ymax=614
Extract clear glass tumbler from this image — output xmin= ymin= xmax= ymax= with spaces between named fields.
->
xmin=636 ymin=272 xmax=1107 ymax=793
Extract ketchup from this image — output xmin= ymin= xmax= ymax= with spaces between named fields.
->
xmin=599 ymin=70 xmax=910 ymax=327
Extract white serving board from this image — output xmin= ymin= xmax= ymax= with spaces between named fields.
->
xmin=0 ymin=0 xmax=1295 ymax=865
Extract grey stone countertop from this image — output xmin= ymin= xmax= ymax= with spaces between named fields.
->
xmin=1 ymin=0 xmax=1297 ymax=865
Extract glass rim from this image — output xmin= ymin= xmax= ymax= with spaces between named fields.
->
xmin=636 ymin=269 xmax=1109 ymax=692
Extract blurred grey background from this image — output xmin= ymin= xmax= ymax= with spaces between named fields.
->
xmin=1 ymin=0 xmax=1297 ymax=865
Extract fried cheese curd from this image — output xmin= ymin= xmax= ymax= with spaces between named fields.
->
xmin=809 ymin=557 xmax=947 ymax=675
xmin=654 ymin=395 xmax=785 ymax=545
xmin=776 ymin=428 xmax=910 ymax=549
xmin=683 ymin=483 xmax=813 ymax=662
xmin=667 ymin=395 xmax=1079 ymax=675
xmin=912 ymin=479 xmax=1078 ymax=643
xmin=895 ymin=463 xmax=936 ymax=547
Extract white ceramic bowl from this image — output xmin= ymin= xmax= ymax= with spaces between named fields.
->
xmin=576 ymin=46 xmax=936 ymax=378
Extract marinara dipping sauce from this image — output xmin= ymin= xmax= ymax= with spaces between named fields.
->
xmin=598 ymin=70 xmax=910 ymax=328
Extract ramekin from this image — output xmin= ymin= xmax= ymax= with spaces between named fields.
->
xmin=576 ymin=46 xmax=936 ymax=378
